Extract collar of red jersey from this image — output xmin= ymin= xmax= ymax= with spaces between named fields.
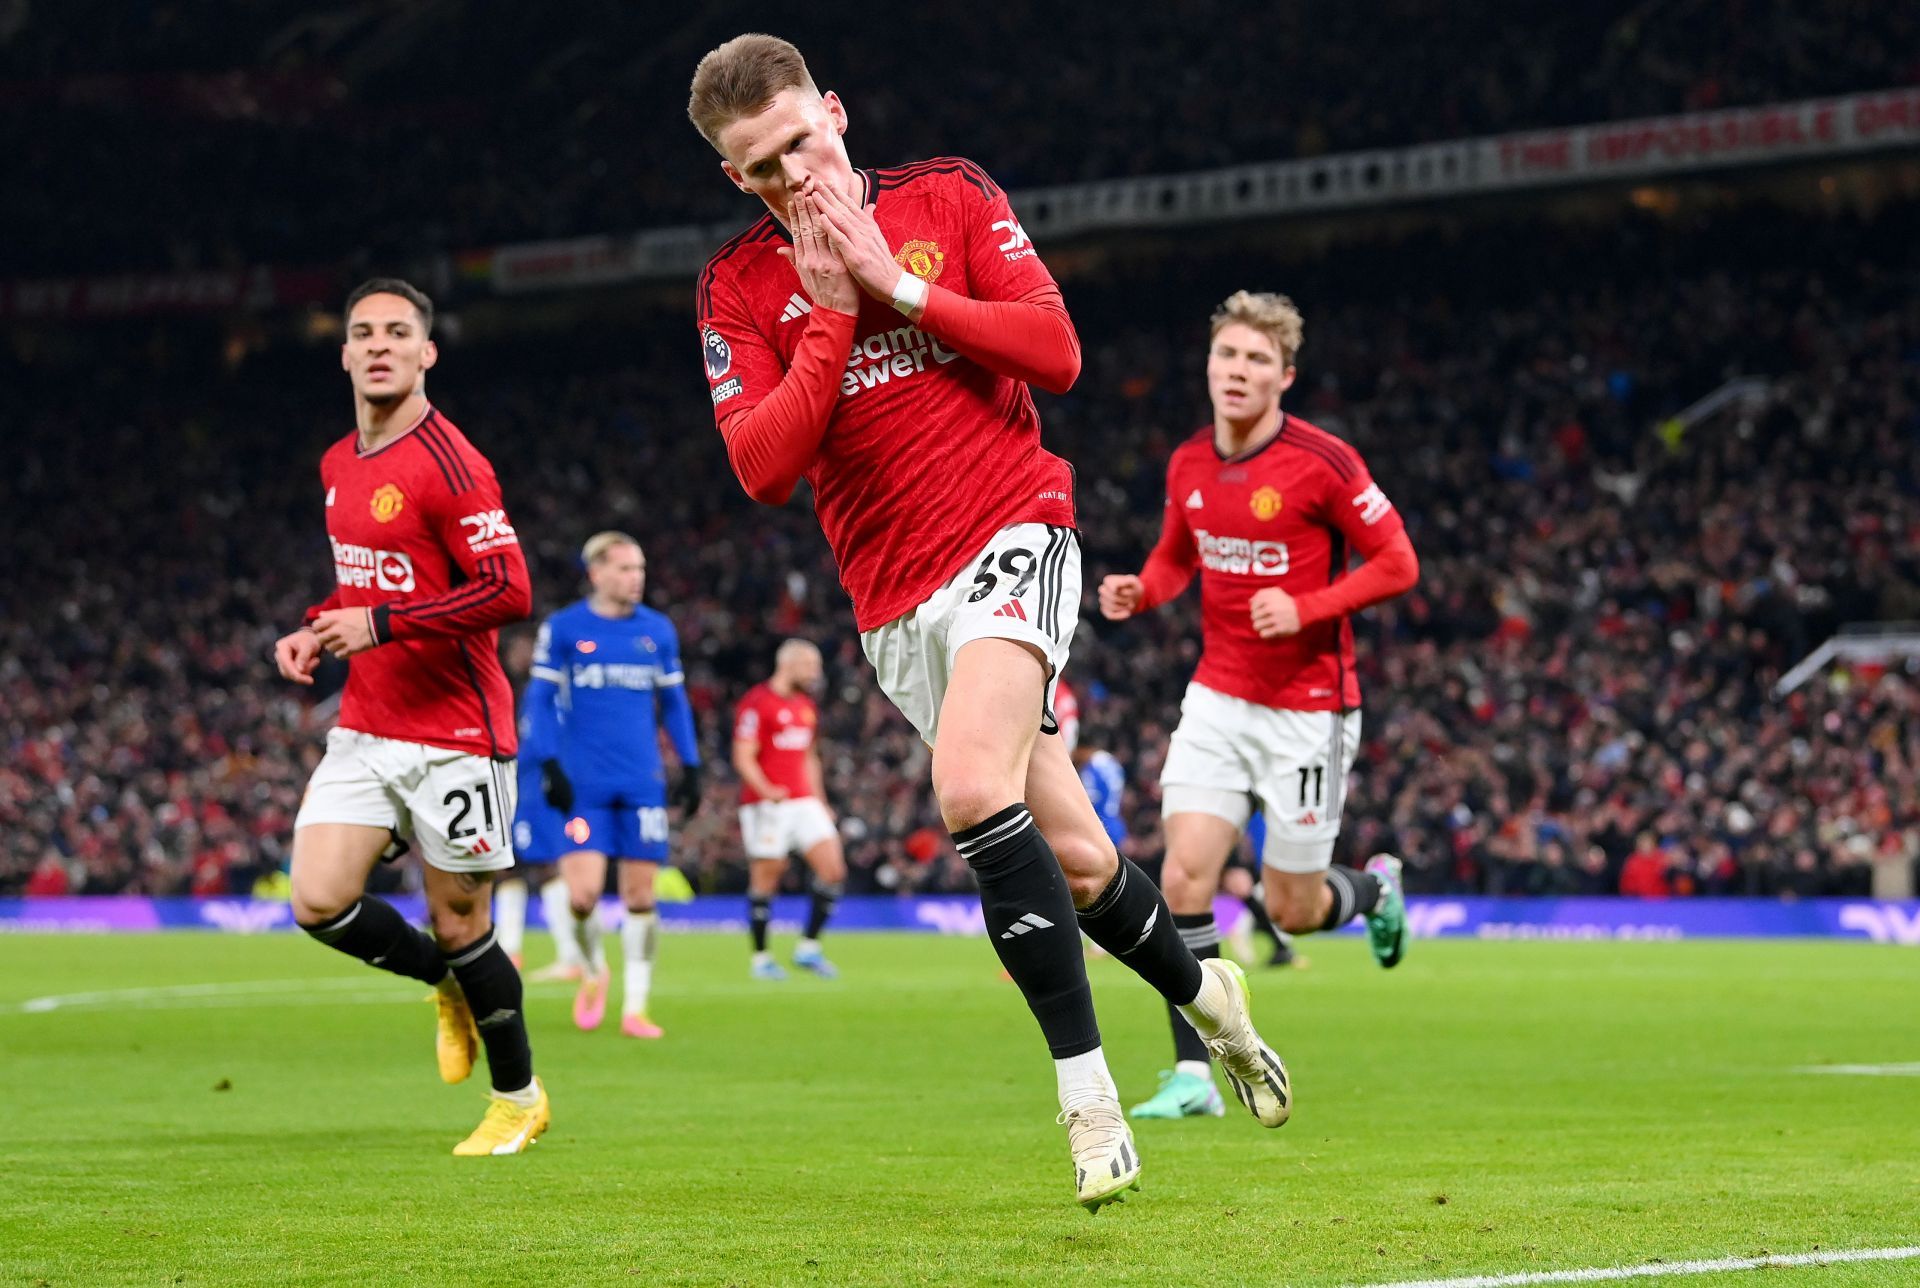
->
xmin=355 ymin=403 xmax=435 ymax=458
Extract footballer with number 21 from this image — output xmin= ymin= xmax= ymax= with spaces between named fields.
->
xmin=689 ymin=34 xmax=1290 ymax=1211
xmin=272 ymin=279 xmax=548 ymax=1157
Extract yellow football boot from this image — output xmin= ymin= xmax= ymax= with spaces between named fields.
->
xmin=452 ymin=1079 xmax=550 ymax=1157
xmin=432 ymin=984 xmax=479 ymax=1085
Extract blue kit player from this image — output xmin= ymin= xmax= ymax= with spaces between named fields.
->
xmin=522 ymin=531 xmax=704 ymax=1039
xmin=498 ymin=701 xmax=589 ymax=982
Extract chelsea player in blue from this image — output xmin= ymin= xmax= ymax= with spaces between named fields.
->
xmin=522 ymin=532 xmax=703 ymax=1039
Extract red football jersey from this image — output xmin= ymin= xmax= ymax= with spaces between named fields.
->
xmin=302 ymin=406 xmax=532 ymax=757
xmin=1053 ymin=677 xmax=1081 ymax=752
xmin=1144 ymin=416 xmax=1405 ymax=711
xmin=732 ymin=682 xmax=818 ymax=804
xmin=696 ymin=158 xmax=1076 ymax=631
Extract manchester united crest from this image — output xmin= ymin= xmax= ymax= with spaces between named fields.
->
xmin=369 ymin=483 xmax=406 ymax=523
xmin=1250 ymin=486 xmax=1283 ymax=521
xmin=894 ymin=239 xmax=946 ymax=283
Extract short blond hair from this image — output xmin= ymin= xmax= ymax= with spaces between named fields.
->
xmin=688 ymin=34 xmax=818 ymax=149
xmin=581 ymin=531 xmax=641 ymax=566
xmin=1210 ymin=291 xmax=1304 ymax=367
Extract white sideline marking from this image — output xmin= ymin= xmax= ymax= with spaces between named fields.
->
xmin=6 ymin=974 xmax=865 ymax=1016
xmin=1793 ymin=1062 xmax=1920 ymax=1076
xmin=1357 ymin=1244 xmax=1920 ymax=1288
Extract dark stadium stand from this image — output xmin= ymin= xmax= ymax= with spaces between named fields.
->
xmin=3 ymin=0 xmax=1915 ymax=273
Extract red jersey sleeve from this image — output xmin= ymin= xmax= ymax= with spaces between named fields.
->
xmin=375 ymin=443 xmax=533 ymax=643
xmin=733 ymin=693 xmax=763 ymax=743
xmin=1136 ymin=459 xmax=1201 ymax=610
xmin=915 ymin=160 xmax=1080 ymax=394
xmin=699 ymin=259 xmax=857 ymax=505
xmin=302 ymin=456 xmax=344 ymax=625
xmin=1292 ymin=451 xmax=1418 ymax=626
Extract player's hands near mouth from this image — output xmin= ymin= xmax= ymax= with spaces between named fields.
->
xmin=1249 ymin=587 xmax=1302 ymax=638
xmin=807 ymin=180 xmax=902 ymax=305
xmin=311 ymin=607 xmax=380 ymax=658
xmin=274 ymin=628 xmax=324 ymax=684
xmin=777 ymin=190 xmax=860 ymax=316
xmin=1098 ymin=574 xmax=1145 ymax=621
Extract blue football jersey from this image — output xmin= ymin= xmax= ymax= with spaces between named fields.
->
xmin=1078 ymin=750 xmax=1128 ymax=847
xmin=520 ymin=600 xmax=700 ymax=789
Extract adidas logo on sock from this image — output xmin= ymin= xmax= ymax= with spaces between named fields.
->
xmin=779 ymin=293 xmax=813 ymax=322
xmin=991 ymin=600 xmax=1028 ymax=621
xmin=999 ymin=912 xmax=1055 ymax=940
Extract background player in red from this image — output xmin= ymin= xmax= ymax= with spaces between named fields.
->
xmin=688 ymin=35 xmax=1289 ymax=1211
xmin=733 ymin=638 xmax=846 ymax=979
xmin=271 ymin=278 xmax=547 ymax=1156
xmin=1099 ymin=291 xmax=1419 ymax=1121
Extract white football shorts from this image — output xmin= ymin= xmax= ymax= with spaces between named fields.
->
xmin=738 ymin=797 xmax=840 ymax=861
xmin=1159 ymin=682 xmax=1361 ymax=873
xmin=294 ymin=727 xmax=517 ymax=874
xmin=861 ymin=522 xmax=1079 ymax=745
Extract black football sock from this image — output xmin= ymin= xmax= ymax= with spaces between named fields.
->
xmin=1077 ymin=855 xmax=1204 ymax=1005
xmin=803 ymin=878 xmax=841 ymax=940
xmin=748 ymin=893 xmax=772 ymax=953
xmin=1166 ymin=912 xmax=1218 ymax=1065
xmin=300 ymin=897 xmax=446 ymax=986
xmin=1320 ymin=866 xmax=1385 ymax=932
xmin=1243 ymin=884 xmax=1284 ymax=944
xmin=444 ymin=929 xmax=534 ymax=1095
xmin=953 ymin=804 xmax=1100 ymax=1058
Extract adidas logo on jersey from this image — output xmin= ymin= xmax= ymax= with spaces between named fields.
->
xmin=1186 ymin=489 xmax=1204 ymax=509
xmin=779 ymin=293 xmax=813 ymax=322
xmin=991 ymin=600 xmax=1028 ymax=621
xmin=999 ymin=912 xmax=1055 ymax=940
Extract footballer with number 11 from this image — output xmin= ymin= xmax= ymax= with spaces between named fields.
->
xmin=1101 ymin=292 xmax=1419 ymax=1123
xmin=689 ymin=35 xmax=1290 ymax=1212
xmin=273 ymin=279 xmax=548 ymax=1156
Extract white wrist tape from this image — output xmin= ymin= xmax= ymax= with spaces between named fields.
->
xmin=890 ymin=271 xmax=929 ymax=316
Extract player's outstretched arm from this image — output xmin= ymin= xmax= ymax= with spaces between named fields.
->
xmin=1285 ymin=529 xmax=1420 ymax=631
xmin=1116 ymin=485 xmax=1202 ymax=616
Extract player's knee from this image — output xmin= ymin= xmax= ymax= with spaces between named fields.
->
xmin=813 ymin=851 xmax=847 ymax=884
xmin=1049 ymin=831 xmax=1116 ymax=904
xmin=290 ymin=872 xmax=356 ymax=927
xmin=930 ymin=768 xmax=1019 ymax=834
xmin=1160 ymin=855 xmax=1215 ymax=914
xmin=1269 ymin=891 xmax=1322 ymax=935
xmin=428 ymin=899 xmax=486 ymax=946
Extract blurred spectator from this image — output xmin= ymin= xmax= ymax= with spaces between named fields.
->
xmin=3 ymin=196 xmax=1917 ymax=898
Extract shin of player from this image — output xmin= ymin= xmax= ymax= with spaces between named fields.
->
xmin=690 ymin=36 xmax=1289 ymax=1209
xmin=1099 ymin=292 xmax=1420 ymax=1121
xmin=275 ymin=279 xmax=546 ymax=1156
xmin=523 ymin=532 xmax=703 ymax=1039
xmin=734 ymin=640 xmax=846 ymax=980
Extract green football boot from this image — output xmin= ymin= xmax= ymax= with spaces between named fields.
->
xmin=1364 ymin=854 xmax=1408 ymax=968
xmin=1128 ymin=1068 xmax=1225 ymax=1120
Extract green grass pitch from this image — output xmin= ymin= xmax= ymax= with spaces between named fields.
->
xmin=2 ymin=932 xmax=1915 ymax=1286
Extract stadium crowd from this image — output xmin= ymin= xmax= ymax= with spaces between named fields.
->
xmin=3 ymin=197 xmax=1917 ymax=900
xmin=4 ymin=0 xmax=1916 ymax=274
